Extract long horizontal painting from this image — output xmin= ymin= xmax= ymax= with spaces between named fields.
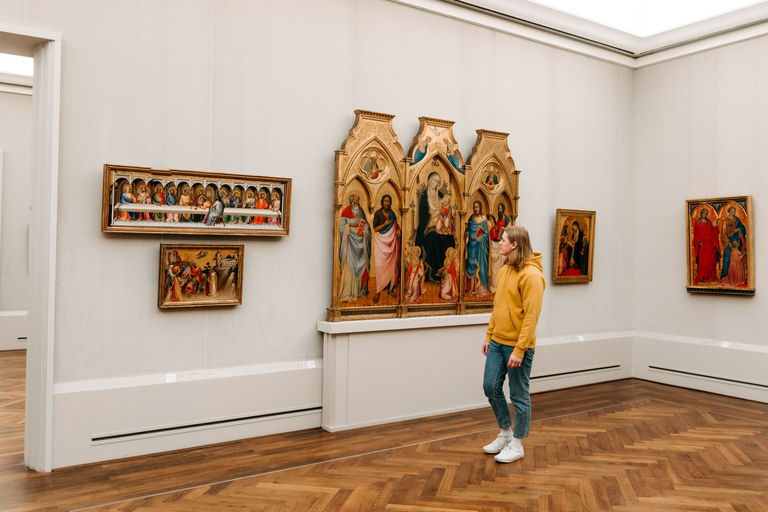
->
xmin=102 ymin=164 xmax=291 ymax=237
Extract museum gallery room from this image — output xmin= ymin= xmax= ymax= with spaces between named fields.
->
xmin=1 ymin=0 xmax=767 ymax=510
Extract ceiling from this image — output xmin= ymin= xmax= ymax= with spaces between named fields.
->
xmin=444 ymin=0 xmax=768 ymax=57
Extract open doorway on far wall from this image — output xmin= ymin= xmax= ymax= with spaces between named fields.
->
xmin=0 ymin=51 xmax=33 ymax=351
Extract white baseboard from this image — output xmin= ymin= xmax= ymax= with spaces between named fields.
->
xmin=47 ymin=328 xmax=768 ymax=469
xmin=52 ymin=360 xmax=322 ymax=469
xmin=322 ymin=323 xmax=634 ymax=432
xmin=0 ymin=311 xmax=28 ymax=350
xmin=632 ymin=332 xmax=768 ymax=403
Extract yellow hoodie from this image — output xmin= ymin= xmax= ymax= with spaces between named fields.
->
xmin=485 ymin=253 xmax=545 ymax=358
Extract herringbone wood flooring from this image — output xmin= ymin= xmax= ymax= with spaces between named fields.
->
xmin=2 ymin=350 xmax=768 ymax=511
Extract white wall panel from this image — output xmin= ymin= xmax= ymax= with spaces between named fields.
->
xmin=0 ymin=92 xmax=32 ymax=314
xmin=634 ymin=35 xmax=768 ymax=347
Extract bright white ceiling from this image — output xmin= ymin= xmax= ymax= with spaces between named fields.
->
xmin=447 ymin=0 xmax=768 ymax=57
xmin=529 ymin=0 xmax=765 ymax=37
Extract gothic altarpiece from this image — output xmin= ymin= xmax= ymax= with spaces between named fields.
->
xmin=327 ymin=110 xmax=518 ymax=321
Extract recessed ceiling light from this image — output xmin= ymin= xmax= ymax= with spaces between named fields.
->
xmin=528 ymin=0 xmax=765 ymax=37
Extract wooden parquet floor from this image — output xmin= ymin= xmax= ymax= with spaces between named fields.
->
xmin=2 ymin=350 xmax=768 ymax=511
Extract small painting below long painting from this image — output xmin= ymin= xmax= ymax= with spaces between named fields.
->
xmin=686 ymin=195 xmax=754 ymax=296
xmin=552 ymin=209 xmax=595 ymax=284
xmin=159 ymin=244 xmax=244 ymax=308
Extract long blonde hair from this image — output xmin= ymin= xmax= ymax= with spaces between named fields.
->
xmin=504 ymin=225 xmax=534 ymax=271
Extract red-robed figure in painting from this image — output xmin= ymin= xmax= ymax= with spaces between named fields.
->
xmin=693 ymin=208 xmax=720 ymax=284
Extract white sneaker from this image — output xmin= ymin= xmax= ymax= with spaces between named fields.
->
xmin=483 ymin=433 xmax=513 ymax=454
xmin=494 ymin=443 xmax=524 ymax=463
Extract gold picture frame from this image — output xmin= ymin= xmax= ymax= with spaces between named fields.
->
xmin=686 ymin=195 xmax=754 ymax=296
xmin=553 ymin=209 xmax=596 ymax=284
xmin=102 ymin=164 xmax=291 ymax=237
xmin=159 ymin=244 xmax=244 ymax=309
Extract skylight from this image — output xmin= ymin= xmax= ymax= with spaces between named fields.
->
xmin=529 ymin=0 xmax=764 ymax=37
xmin=0 ymin=53 xmax=34 ymax=77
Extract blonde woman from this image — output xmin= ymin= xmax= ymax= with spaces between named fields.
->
xmin=481 ymin=226 xmax=545 ymax=463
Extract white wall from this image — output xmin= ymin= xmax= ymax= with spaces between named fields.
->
xmin=0 ymin=0 xmax=634 ymax=467
xmin=0 ymin=0 xmax=634 ymax=384
xmin=0 ymin=88 xmax=32 ymax=351
xmin=634 ymin=36 xmax=768 ymax=347
xmin=0 ymin=90 xmax=31 ymax=313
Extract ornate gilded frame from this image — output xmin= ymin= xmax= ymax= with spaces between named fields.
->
xmin=552 ymin=209 xmax=596 ymax=284
xmin=686 ymin=195 xmax=754 ymax=296
xmin=102 ymin=164 xmax=291 ymax=237
xmin=327 ymin=110 xmax=407 ymax=321
xmin=158 ymin=244 xmax=244 ymax=308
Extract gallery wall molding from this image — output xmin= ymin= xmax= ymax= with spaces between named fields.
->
xmin=320 ymin=323 xmax=768 ymax=432
xmin=1 ymin=21 xmax=65 ymax=473
xmin=387 ymin=0 xmax=768 ymax=69
xmin=52 ymin=360 xmax=323 ymax=468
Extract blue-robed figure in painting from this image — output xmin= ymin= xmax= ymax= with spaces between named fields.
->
xmin=338 ymin=193 xmax=371 ymax=301
xmin=719 ymin=206 xmax=747 ymax=281
xmin=465 ymin=200 xmax=490 ymax=297
xmin=411 ymin=137 xmax=431 ymax=166
xmin=446 ymin=141 xmax=463 ymax=174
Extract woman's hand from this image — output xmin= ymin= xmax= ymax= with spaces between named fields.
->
xmin=508 ymin=354 xmax=522 ymax=368
xmin=482 ymin=341 xmax=490 ymax=356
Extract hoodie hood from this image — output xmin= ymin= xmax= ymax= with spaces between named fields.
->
xmin=526 ymin=252 xmax=544 ymax=272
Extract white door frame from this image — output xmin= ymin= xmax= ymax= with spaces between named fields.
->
xmin=0 ymin=21 xmax=62 ymax=473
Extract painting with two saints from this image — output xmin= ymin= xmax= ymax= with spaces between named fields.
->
xmin=686 ymin=196 xmax=754 ymax=295
xmin=330 ymin=110 xmax=518 ymax=320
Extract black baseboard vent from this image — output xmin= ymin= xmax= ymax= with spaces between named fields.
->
xmin=92 ymin=406 xmax=322 ymax=443
xmin=531 ymin=364 xmax=621 ymax=381
xmin=649 ymin=366 xmax=768 ymax=389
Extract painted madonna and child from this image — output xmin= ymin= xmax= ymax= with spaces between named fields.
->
xmin=687 ymin=196 xmax=754 ymax=295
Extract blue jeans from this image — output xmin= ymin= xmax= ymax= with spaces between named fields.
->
xmin=482 ymin=341 xmax=534 ymax=438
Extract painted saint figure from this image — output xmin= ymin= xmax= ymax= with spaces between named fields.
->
xmin=415 ymin=172 xmax=455 ymax=283
xmin=254 ymin=190 xmax=269 ymax=224
xmin=363 ymin=151 xmax=384 ymax=180
xmin=268 ymin=190 xmax=282 ymax=226
xmin=193 ymin=187 xmax=206 ymax=222
xmin=372 ymin=194 xmax=400 ymax=303
xmin=244 ymin=190 xmax=256 ymax=224
xmin=465 ymin=200 xmax=491 ymax=297
xmin=152 ymin=184 xmax=165 ymax=222
xmin=136 ymin=184 xmax=152 ymax=221
xmin=165 ymin=186 xmax=179 ymax=222
xmin=445 ymin=141 xmax=462 ymax=173
xmin=404 ymin=247 xmax=425 ymax=303
xmin=179 ymin=186 xmax=193 ymax=222
xmin=438 ymin=247 xmax=459 ymax=301
xmin=489 ymin=203 xmax=511 ymax=292
xmin=692 ymin=208 xmax=720 ymax=284
xmin=719 ymin=206 xmax=747 ymax=282
xmin=338 ymin=193 xmax=371 ymax=302
xmin=204 ymin=194 xmax=225 ymax=226
xmin=410 ymin=137 xmax=431 ymax=166
xmin=230 ymin=190 xmax=243 ymax=224
xmin=118 ymin=183 xmax=137 ymax=221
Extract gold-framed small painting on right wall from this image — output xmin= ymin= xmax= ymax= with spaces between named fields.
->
xmin=552 ymin=209 xmax=595 ymax=284
xmin=686 ymin=195 xmax=754 ymax=296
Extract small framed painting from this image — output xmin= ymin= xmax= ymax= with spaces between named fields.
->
xmin=686 ymin=195 xmax=754 ymax=296
xmin=159 ymin=244 xmax=244 ymax=308
xmin=553 ymin=209 xmax=596 ymax=284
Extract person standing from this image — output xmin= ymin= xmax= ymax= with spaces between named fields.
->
xmin=481 ymin=225 xmax=545 ymax=463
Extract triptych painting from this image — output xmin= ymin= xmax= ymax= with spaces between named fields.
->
xmin=328 ymin=110 xmax=519 ymax=321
